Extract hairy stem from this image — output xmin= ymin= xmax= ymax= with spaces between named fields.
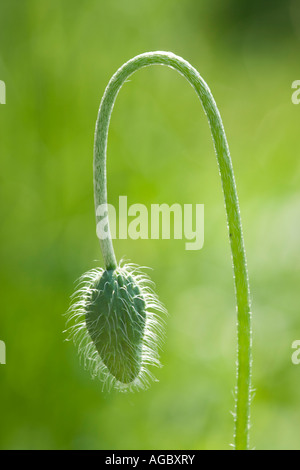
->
xmin=93 ymin=51 xmax=252 ymax=449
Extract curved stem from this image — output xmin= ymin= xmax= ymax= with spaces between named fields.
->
xmin=93 ymin=51 xmax=252 ymax=449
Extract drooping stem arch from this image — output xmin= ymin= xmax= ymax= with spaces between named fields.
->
xmin=93 ymin=51 xmax=252 ymax=450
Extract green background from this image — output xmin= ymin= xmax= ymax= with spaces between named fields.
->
xmin=0 ymin=0 xmax=300 ymax=450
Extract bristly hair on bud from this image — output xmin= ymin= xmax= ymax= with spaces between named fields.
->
xmin=65 ymin=262 xmax=166 ymax=392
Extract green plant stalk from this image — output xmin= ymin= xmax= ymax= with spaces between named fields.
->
xmin=94 ymin=51 xmax=252 ymax=450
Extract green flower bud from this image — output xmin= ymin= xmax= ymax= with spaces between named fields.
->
xmin=66 ymin=263 xmax=165 ymax=391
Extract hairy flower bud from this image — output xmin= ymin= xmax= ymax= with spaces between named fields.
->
xmin=66 ymin=263 xmax=165 ymax=391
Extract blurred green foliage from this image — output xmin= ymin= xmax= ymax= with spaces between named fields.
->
xmin=0 ymin=0 xmax=300 ymax=450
